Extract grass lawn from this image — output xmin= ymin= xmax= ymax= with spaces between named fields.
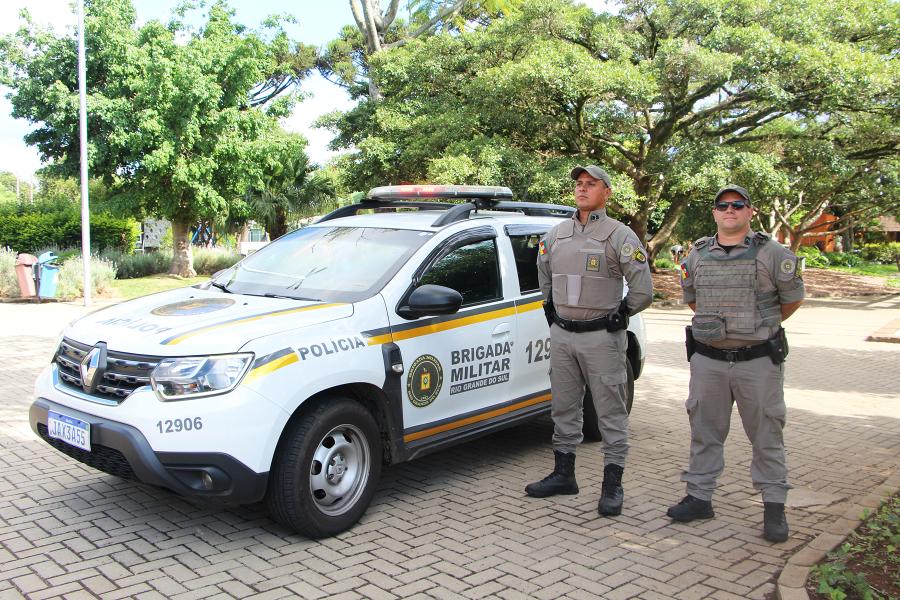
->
xmin=826 ymin=263 xmax=900 ymax=287
xmin=110 ymin=274 xmax=209 ymax=300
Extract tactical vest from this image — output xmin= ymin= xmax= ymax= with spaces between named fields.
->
xmin=691 ymin=235 xmax=781 ymax=344
xmin=549 ymin=218 xmax=623 ymax=317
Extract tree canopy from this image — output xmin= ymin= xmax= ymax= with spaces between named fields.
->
xmin=323 ymin=0 xmax=898 ymax=256
xmin=1 ymin=0 xmax=317 ymax=275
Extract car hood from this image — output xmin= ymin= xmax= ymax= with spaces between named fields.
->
xmin=64 ymin=287 xmax=353 ymax=356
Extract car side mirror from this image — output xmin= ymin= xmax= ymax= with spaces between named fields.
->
xmin=397 ymin=284 xmax=463 ymax=320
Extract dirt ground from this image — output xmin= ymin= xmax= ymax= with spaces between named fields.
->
xmin=652 ymin=267 xmax=899 ymax=302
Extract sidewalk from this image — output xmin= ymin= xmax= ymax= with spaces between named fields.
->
xmin=0 ymin=297 xmax=897 ymax=599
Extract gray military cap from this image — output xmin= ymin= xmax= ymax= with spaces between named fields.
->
xmin=570 ymin=165 xmax=612 ymax=187
xmin=714 ymin=184 xmax=751 ymax=204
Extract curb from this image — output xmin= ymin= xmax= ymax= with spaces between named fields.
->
xmin=776 ymin=469 xmax=900 ymax=600
xmin=865 ymin=317 xmax=900 ymax=344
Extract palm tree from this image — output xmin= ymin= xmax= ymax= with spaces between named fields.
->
xmin=245 ymin=145 xmax=337 ymax=240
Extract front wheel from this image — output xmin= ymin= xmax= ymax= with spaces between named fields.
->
xmin=583 ymin=359 xmax=634 ymax=442
xmin=267 ymin=397 xmax=382 ymax=538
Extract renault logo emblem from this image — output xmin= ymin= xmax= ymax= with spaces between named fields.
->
xmin=80 ymin=343 xmax=108 ymax=393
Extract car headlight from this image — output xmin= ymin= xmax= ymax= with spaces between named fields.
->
xmin=150 ymin=353 xmax=253 ymax=401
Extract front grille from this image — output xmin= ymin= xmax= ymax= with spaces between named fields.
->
xmin=55 ymin=338 xmax=161 ymax=404
xmin=37 ymin=423 xmax=137 ymax=481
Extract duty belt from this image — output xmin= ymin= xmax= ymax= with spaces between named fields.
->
xmin=552 ymin=313 xmax=611 ymax=333
xmin=694 ymin=339 xmax=770 ymax=363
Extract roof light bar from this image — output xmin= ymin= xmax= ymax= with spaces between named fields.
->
xmin=366 ymin=185 xmax=514 ymax=201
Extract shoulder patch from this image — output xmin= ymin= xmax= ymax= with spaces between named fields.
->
xmin=539 ymin=240 xmax=547 ymax=255
xmin=620 ymin=242 xmax=635 ymax=258
xmin=680 ymin=262 xmax=690 ymax=280
xmin=780 ymin=257 xmax=796 ymax=275
xmin=633 ymin=248 xmax=647 ymax=263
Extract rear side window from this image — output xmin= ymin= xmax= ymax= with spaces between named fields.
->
xmin=509 ymin=234 xmax=543 ymax=294
xmin=419 ymin=239 xmax=501 ymax=306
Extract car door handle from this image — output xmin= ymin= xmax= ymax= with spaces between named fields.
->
xmin=492 ymin=323 xmax=511 ymax=336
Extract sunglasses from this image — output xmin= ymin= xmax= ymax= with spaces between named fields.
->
xmin=714 ymin=200 xmax=749 ymax=211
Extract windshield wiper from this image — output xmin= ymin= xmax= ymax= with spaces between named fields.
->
xmin=262 ymin=293 xmax=322 ymax=301
xmin=210 ymin=281 xmax=232 ymax=293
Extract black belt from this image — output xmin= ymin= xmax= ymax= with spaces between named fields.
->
xmin=694 ymin=339 xmax=770 ymax=363
xmin=551 ymin=313 xmax=610 ymax=333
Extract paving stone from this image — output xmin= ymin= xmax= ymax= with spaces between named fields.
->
xmin=0 ymin=303 xmax=897 ymax=600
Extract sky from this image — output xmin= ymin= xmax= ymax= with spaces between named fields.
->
xmin=0 ymin=0 xmax=612 ymax=181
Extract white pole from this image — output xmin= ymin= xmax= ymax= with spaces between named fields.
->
xmin=78 ymin=0 xmax=91 ymax=306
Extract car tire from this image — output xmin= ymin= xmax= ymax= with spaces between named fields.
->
xmin=267 ymin=397 xmax=382 ymax=538
xmin=583 ymin=359 xmax=635 ymax=442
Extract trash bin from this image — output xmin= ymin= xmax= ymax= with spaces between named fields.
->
xmin=15 ymin=253 xmax=38 ymax=298
xmin=36 ymin=251 xmax=61 ymax=299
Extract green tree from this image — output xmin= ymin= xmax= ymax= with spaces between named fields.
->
xmin=243 ymin=132 xmax=337 ymax=239
xmin=321 ymin=0 xmax=520 ymax=99
xmin=1 ymin=0 xmax=316 ymax=275
xmin=324 ymin=0 xmax=898 ymax=257
xmin=742 ymin=116 xmax=899 ymax=251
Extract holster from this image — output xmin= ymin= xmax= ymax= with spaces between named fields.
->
xmin=766 ymin=327 xmax=789 ymax=365
xmin=543 ymin=296 xmax=554 ymax=327
xmin=607 ymin=299 xmax=630 ymax=332
xmin=685 ymin=326 xmax=696 ymax=361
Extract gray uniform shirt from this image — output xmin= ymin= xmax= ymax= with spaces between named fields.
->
xmin=680 ymin=231 xmax=805 ymax=347
xmin=537 ymin=208 xmax=653 ymax=320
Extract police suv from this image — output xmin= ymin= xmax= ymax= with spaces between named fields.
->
xmin=31 ymin=186 xmax=647 ymax=538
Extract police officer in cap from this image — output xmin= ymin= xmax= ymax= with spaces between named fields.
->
xmin=526 ymin=165 xmax=653 ymax=516
xmin=667 ymin=185 xmax=804 ymax=542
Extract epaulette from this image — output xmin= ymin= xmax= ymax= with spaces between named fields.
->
xmin=754 ymin=232 xmax=770 ymax=244
xmin=693 ymin=237 xmax=710 ymax=249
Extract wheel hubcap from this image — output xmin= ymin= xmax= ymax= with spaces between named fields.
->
xmin=309 ymin=424 xmax=370 ymax=516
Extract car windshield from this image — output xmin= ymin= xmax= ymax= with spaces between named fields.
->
xmin=214 ymin=226 xmax=433 ymax=302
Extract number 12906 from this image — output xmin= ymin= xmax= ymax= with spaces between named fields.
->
xmin=156 ymin=417 xmax=203 ymax=433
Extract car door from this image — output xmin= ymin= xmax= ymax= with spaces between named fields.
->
xmin=388 ymin=226 xmax=516 ymax=438
xmin=504 ymin=225 xmax=553 ymax=402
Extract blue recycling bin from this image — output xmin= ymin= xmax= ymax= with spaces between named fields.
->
xmin=36 ymin=252 xmax=61 ymax=298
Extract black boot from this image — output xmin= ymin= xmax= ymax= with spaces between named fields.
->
xmin=667 ymin=495 xmax=715 ymax=522
xmin=763 ymin=502 xmax=789 ymax=543
xmin=525 ymin=450 xmax=578 ymax=497
xmin=598 ymin=464 xmax=624 ymax=516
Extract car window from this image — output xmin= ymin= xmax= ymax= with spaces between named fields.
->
xmin=509 ymin=233 xmax=543 ymax=294
xmin=419 ymin=238 xmax=501 ymax=306
xmin=217 ymin=226 xmax=432 ymax=302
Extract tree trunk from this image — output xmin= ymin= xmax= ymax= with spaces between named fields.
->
xmin=270 ymin=206 xmax=288 ymax=240
xmin=170 ymin=217 xmax=197 ymax=277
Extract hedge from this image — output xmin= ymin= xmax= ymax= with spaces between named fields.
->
xmin=0 ymin=211 xmax=140 ymax=254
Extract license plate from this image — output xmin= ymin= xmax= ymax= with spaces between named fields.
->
xmin=47 ymin=411 xmax=91 ymax=452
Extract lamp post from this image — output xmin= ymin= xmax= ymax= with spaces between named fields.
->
xmin=78 ymin=0 xmax=91 ymax=306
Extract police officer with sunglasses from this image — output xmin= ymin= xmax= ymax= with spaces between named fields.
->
xmin=667 ymin=185 xmax=804 ymax=542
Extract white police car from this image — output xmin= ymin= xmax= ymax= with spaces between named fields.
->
xmin=31 ymin=185 xmax=647 ymax=538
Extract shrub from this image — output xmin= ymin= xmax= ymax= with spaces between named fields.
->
xmin=654 ymin=257 xmax=675 ymax=270
xmin=102 ymin=249 xmax=172 ymax=279
xmin=192 ymin=247 xmax=241 ymax=275
xmin=0 ymin=210 xmax=140 ymax=254
xmin=825 ymin=251 xmax=863 ymax=268
xmin=54 ymin=254 xmax=117 ymax=300
xmin=796 ymin=246 xmax=829 ymax=268
xmin=860 ymin=242 xmax=900 ymax=265
xmin=0 ymin=248 xmax=18 ymax=297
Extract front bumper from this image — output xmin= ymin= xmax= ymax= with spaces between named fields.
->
xmin=30 ymin=398 xmax=268 ymax=504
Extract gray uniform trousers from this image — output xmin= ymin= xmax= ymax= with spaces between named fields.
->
xmin=682 ymin=353 xmax=791 ymax=503
xmin=550 ymin=324 xmax=629 ymax=465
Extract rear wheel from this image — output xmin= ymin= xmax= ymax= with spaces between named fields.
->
xmin=267 ymin=397 xmax=382 ymax=538
xmin=583 ymin=359 xmax=634 ymax=442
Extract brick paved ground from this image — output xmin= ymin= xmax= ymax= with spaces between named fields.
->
xmin=1 ymin=296 xmax=898 ymax=599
